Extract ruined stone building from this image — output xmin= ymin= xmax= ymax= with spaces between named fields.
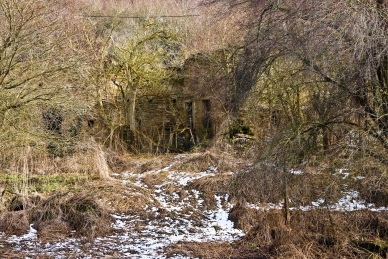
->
xmin=135 ymin=51 xmax=231 ymax=152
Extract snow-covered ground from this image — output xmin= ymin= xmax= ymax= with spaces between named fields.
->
xmin=246 ymin=190 xmax=388 ymax=212
xmin=0 ymin=163 xmax=244 ymax=258
xmin=1 ymin=158 xmax=388 ymax=258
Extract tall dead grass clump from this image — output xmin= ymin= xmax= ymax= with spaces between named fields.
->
xmin=0 ymin=211 xmax=29 ymax=235
xmin=61 ymin=192 xmax=113 ymax=238
xmin=357 ymin=169 xmax=388 ymax=207
xmin=95 ymin=145 xmax=112 ymax=179
xmin=29 ymin=191 xmax=113 ymax=240
xmin=89 ymin=181 xmax=156 ymax=217
xmin=57 ymin=138 xmax=115 ymax=180
xmin=229 ymin=207 xmax=388 ymax=258
xmin=0 ymin=145 xmax=48 ymax=215
xmin=228 ymin=202 xmax=263 ymax=233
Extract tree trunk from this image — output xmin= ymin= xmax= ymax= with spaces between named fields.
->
xmin=283 ymin=163 xmax=291 ymax=225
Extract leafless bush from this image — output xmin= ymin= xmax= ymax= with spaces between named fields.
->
xmin=29 ymin=191 xmax=113 ymax=240
xmin=0 ymin=211 xmax=29 ymax=235
xmin=229 ymin=208 xmax=388 ymax=258
xmin=230 ymin=163 xmax=343 ymax=206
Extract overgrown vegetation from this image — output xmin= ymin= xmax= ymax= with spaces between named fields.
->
xmin=1 ymin=0 xmax=388 ymax=258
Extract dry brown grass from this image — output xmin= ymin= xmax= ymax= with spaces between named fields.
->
xmin=165 ymin=241 xmax=272 ymax=259
xmin=54 ymin=140 xmax=113 ymax=179
xmin=165 ymin=242 xmax=234 ymax=259
xmin=5 ymin=145 xmax=388 ymax=259
xmin=89 ymin=181 xmax=156 ymax=216
xmin=172 ymin=152 xmax=220 ymax=173
xmin=228 ymin=202 xmax=264 ymax=233
xmin=37 ymin=219 xmax=71 ymax=242
xmin=105 ymin=150 xmax=137 ymax=172
xmin=221 ymin=149 xmax=388 ymax=258
xmin=228 ymin=207 xmax=388 ymax=259
xmin=0 ymin=210 xmax=29 ymax=235
xmin=357 ymin=170 xmax=388 ymax=207
xmin=187 ymin=173 xmax=233 ymax=209
xmin=0 ymin=252 xmax=29 ymax=259
xmin=29 ymin=191 xmax=113 ymax=240
xmin=61 ymin=192 xmax=113 ymax=238
xmin=2 ymin=252 xmax=55 ymax=259
xmin=135 ymin=155 xmax=176 ymax=174
xmin=230 ymin=163 xmax=343 ymax=206
xmin=172 ymin=151 xmax=245 ymax=173
xmin=142 ymin=170 xmax=170 ymax=187
xmin=189 ymin=173 xmax=232 ymax=194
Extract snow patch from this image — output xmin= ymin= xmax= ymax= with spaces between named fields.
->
xmin=2 ymin=169 xmax=243 ymax=258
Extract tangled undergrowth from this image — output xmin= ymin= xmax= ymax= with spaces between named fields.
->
xmin=1 ymin=149 xmax=388 ymax=258
xmin=230 ymin=209 xmax=388 ymax=259
xmin=0 ymin=191 xmax=113 ymax=241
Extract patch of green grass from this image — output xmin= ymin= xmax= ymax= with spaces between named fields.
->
xmin=0 ymin=172 xmax=89 ymax=195
xmin=249 ymin=243 xmax=258 ymax=249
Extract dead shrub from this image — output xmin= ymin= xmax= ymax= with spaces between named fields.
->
xmin=230 ymin=208 xmax=388 ymax=258
xmin=0 ymin=211 xmax=29 ymax=235
xmin=230 ymin=163 xmax=343 ymax=206
xmin=228 ymin=202 xmax=264 ymax=233
xmin=60 ymin=192 xmax=113 ymax=238
xmin=36 ymin=219 xmax=71 ymax=242
xmin=29 ymin=191 xmax=113 ymax=240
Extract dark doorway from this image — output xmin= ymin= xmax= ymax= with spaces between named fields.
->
xmin=186 ymin=102 xmax=193 ymax=129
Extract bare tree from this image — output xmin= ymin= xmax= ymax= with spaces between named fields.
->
xmin=0 ymin=0 xmax=82 ymax=115
xmin=88 ymin=10 xmax=184 ymax=150
xmin=203 ymin=0 xmax=388 ymax=164
xmin=0 ymin=0 xmax=93 ymax=159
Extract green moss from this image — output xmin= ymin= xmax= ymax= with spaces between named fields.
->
xmin=229 ymin=122 xmax=254 ymax=137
